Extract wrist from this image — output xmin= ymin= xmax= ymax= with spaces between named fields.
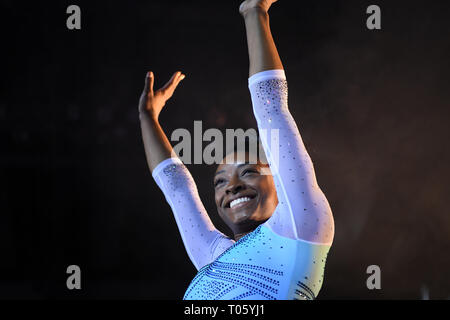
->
xmin=139 ymin=110 xmax=159 ymax=123
xmin=242 ymin=7 xmax=269 ymax=20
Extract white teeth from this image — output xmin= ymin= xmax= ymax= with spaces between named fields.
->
xmin=230 ymin=197 xmax=251 ymax=209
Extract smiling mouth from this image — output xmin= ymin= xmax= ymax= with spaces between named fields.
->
xmin=227 ymin=195 xmax=257 ymax=210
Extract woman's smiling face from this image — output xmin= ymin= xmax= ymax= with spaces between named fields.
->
xmin=214 ymin=151 xmax=278 ymax=237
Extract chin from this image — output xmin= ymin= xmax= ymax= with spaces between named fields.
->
xmin=229 ymin=209 xmax=260 ymax=225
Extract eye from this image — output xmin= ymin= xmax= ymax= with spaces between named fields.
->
xmin=242 ymin=168 xmax=258 ymax=176
xmin=214 ymin=178 xmax=225 ymax=187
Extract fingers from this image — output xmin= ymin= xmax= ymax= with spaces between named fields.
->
xmin=174 ymin=71 xmax=185 ymax=88
xmin=143 ymin=71 xmax=154 ymax=95
xmin=148 ymin=71 xmax=154 ymax=94
xmin=161 ymin=71 xmax=185 ymax=94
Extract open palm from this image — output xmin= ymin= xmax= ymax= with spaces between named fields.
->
xmin=139 ymin=71 xmax=185 ymax=119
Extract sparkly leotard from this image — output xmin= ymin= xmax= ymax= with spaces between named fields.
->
xmin=152 ymin=69 xmax=335 ymax=300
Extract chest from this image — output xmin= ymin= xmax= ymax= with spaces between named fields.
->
xmin=183 ymin=225 xmax=295 ymax=300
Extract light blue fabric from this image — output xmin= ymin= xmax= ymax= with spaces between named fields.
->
xmin=183 ymin=224 xmax=330 ymax=300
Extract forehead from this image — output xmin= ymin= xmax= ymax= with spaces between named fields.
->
xmin=224 ymin=150 xmax=258 ymax=164
xmin=215 ymin=161 xmax=258 ymax=174
xmin=215 ymin=150 xmax=263 ymax=176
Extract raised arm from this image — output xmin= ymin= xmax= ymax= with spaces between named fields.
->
xmin=139 ymin=71 xmax=234 ymax=270
xmin=241 ymin=1 xmax=335 ymax=244
xmin=138 ymin=71 xmax=184 ymax=170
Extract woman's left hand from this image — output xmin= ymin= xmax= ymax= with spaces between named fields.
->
xmin=139 ymin=70 xmax=185 ymax=120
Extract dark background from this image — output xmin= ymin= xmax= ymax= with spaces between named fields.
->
xmin=1 ymin=0 xmax=449 ymax=299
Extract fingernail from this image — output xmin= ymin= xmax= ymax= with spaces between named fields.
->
xmin=180 ymin=74 xmax=185 ymax=80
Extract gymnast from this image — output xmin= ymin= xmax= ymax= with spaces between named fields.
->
xmin=138 ymin=0 xmax=335 ymax=300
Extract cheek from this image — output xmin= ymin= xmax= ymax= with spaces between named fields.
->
xmin=214 ymin=193 xmax=221 ymax=206
xmin=257 ymin=178 xmax=276 ymax=201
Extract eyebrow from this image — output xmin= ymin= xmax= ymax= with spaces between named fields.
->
xmin=214 ymin=163 xmax=256 ymax=177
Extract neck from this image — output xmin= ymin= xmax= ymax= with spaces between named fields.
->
xmin=231 ymin=219 xmax=269 ymax=241
xmin=234 ymin=232 xmax=250 ymax=241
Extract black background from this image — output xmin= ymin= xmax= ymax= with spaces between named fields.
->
xmin=1 ymin=0 xmax=449 ymax=299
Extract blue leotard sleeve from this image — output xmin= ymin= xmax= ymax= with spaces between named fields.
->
xmin=248 ymin=69 xmax=334 ymax=245
xmin=152 ymin=158 xmax=235 ymax=271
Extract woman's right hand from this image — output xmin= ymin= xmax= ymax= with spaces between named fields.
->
xmin=139 ymin=71 xmax=186 ymax=120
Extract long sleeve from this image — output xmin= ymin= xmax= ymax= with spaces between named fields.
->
xmin=152 ymin=157 xmax=235 ymax=270
xmin=248 ymin=69 xmax=335 ymax=245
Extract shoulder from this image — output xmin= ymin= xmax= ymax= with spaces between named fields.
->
xmin=210 ymin=233 xmax=235 ymax=262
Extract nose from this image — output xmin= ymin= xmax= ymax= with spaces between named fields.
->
xmin=225 ymin=175 xmax=245 ymax=194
